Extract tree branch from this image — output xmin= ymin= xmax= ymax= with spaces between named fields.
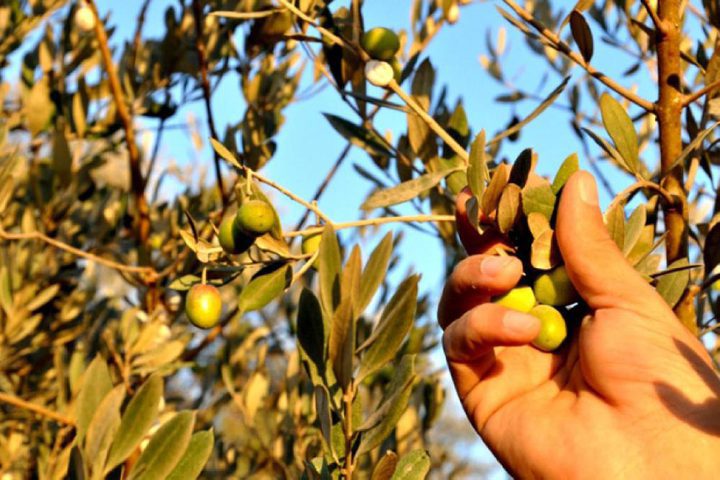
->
xmin=683 ymin=77 xmax=720 ymax=107
xmin=502 ymin=0 xmax=655 ymax=112
xmin=640 ymin=0 xmax=664 ymax=32
xmin=0 ymin=392 xmax=74 ymax=426
xmin=192 ymin=0 xmax=227 ymax=207
xmin=285 ymin=214 xmax=456 ymax=238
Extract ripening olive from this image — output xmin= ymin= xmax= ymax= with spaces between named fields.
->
xmin=493 ymin=286 xmax=536 ymax=313
xmin=533 ymin=265 xmax=580 ymax=306
xmin=389 ymin=57 xmax=403 ymax=83
xmin=185 ymin=284 xmax=222 ymax=329
xmin=75 ymin=6 xmax=96 ymax=32
xmin=530 ymin=305 xmax=567 ymax=352
xmin=235 ymin=200 xmax=275 ymax=237
xmin=301 ymin=232 xmax=322 ymax=267
xmin=361 ymin=27 xmax=400 ymax=61
xmin=218 ymin=216 xmax=254 ymax=254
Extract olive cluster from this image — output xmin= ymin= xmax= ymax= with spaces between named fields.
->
xmin=494 ymin=265 xmax=578 ymax=351
xmin=184 ymin=199 xmax=276 ymax=329
xmin=361 ymin=27 xmax=403 ymax=87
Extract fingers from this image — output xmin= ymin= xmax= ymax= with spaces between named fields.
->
xmin=438 ymin=254 xmax=524 ymax=329
xmin=443 ymin=303 xmax=541 ymax=400
xmin=556 ymin=171 xmax=669 ymax=316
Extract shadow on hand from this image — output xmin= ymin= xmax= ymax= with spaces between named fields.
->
xmin=654 ymin=339 xmax=720 ymax=436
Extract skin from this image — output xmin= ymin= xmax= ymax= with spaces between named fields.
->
xmin=438 ymin=171 xmax=720 ymax=479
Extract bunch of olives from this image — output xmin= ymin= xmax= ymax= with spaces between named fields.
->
xmin=494 ymin=264 xmax=578 ymax=351
xmin=184 ymin=198 xmax=276 ymax=329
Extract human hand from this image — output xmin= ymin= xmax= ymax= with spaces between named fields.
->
xmin=439 ymin=171 xmax=720 ymax=479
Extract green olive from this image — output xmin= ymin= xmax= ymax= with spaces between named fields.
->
xmin=529 ymin=305 xmax=567 ymax=352
xmin=185 ymin=284 xmax=222 ymax=329
xmin=533 ymin=265 xmax=580 ymax=306
xmin=235 ymin=200 xmax=276 ymax=237
xmin=218 ymin=216 xmax=254 ymax=254
xmin=493 ymin=286 xmax=536 ymax=313
xmin=361 ymin=27 xmax=400 ymax=61
xmin=301 ymin=232 xmax=322 ymax=268
xmin=389 ymin=57 xmax=403 ymax=83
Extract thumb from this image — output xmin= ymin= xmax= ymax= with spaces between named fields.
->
xmin=556 ymin=171 xmax=668 ymax=315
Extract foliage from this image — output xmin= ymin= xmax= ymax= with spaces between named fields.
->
xmin=0 ymin=0 xmax=718 ymax=479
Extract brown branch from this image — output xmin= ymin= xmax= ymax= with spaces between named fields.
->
xmin=0 ymin=226 xmax=157 ymax=280
xmin=85 ymin=1 xmax=151 ymax=249
xmin=192 ymin=0 xmax=228 ymax=207
xmin=502 ymin=0 xmax=655 ymax=112
xmin=0 ymin=392 xmax=74 ymax=426
xmin=683 ymin=77 xmax=720 ymax=107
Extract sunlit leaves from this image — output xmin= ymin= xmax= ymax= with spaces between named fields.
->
xmin=599 ymin=93 xmax=640 ymax=175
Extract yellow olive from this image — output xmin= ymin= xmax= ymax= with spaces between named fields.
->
xmin=185 ymin=284 xmax=222 ymax=329
xmin=301 ymin=233 xmax=322 ymax=268
xmin=389 ymin=57 xmax=403 ymax=83
xmin=493 ymin=286 xmax=536 ymax=313
xmin=235 ymin=200 xmax=275 ymax=237
xmin=533 ymin=265 xmax=580 ymax=306
xmin=529 ymin=305 xmax=567 ymax=352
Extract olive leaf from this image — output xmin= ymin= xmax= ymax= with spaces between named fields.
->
xmin=599 ymin=93 xmax=639 ymax=175
xmin=569 ymin=10 xmax=593 ymax=62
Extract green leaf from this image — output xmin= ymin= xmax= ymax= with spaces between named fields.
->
xmin=52 ymin=126 xmax=72 ymax=187
xmin=357 ymin=275 xmax=419 ymax=381
xmin=324 ymin=114 xmax=393 ymax=158
xmin=297 ymin=289 xmax=327 ymax=375
xmin=581 ymin=127 xmax=633 ymax=175
xmin=358 ymin=233 xmax=393 ymax=313
xmin=704 ymin=222 xmax=720 ymax=275
xmin=522 ymin=180 xmax=557 ymax=220
xmin=489 ymin=77 xmax=570 ymax=145
xmin=497 ymin=184 xmax=522 ymax=234
xmin=357 ymin=356 xmax=416 ymax=455
xmin=319 ymin=225 xmax=342 ymax=315
xmin=569 ymin=10 xmax=593 ymax=62
xmin=531 ymin=229 xmax=560 ymax=270
xmin=467 ymin=130 xmax=488 ymax=200
xmin=655 ymin=259 xmax=690 ymax=308
xmin=127 ymin=411 xmax=195 ymax=480
xmin=237 ymin=263 xmax=291 ymax=314
xmin=599 ymin=93 xmax=639 ymax=175
xmin=361 ymin=166 xmax=461 ymax=210
xmin=552 ymin=153 xmax=579 ymax=194
xmin=604 ymin=202 xmax=625 ymax=251
xmin=314 ymin=385 xmax=333 ymax=452
xmin=371 ymin=451 xmax=399 ymax=480
xmin=482 ymin=163 xmax=510 ymax=216
xmin=106 ymin=375 xmax=163 ymax=472
xmin=623 ymin=204 xmax=647 ymax=257
xmin=329 ymin=299 xmax=354 ymax=390
xmin=165 ymin=430 xmax=214 ymax=480
xmin=75 ymin=356 xmax=114 ymax=441
xmin=84 ymin=386 xmax=125 ymax=479
xmin=407 ymin=60 xmax=435 ymax=160
xmin=210 ymin=138 xmax=242 ymax=170
xmin=342 ymin=245 xmax=362 ymax=316
xmin=508 ymin=149 xmax=533 ymax=187
xmin=390 ymin=450 xmax=431 ymax=480
xmin=25 ymin=79 xmax=54 ymax=136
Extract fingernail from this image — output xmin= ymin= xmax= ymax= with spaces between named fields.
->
xmin=480 ymin=256 xmax=515 ymax=277
xmin=578 ymin=172 xmax=598 ymax=206
xmin=503 ymin=311 xmax=539 ymax=335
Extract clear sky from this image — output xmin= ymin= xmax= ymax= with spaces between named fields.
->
xmin=11 ymin=1 xmax=715 ymax=477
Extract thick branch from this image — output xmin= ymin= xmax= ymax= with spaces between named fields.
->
xmin=503 ymin=0 xmax=655 ymax=112
xmin=86 ymin=1 xmax=151 ymax=248
xmin=192 ymin=0 xmax=227 ymax=207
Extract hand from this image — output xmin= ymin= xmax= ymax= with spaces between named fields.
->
xmin=438 ymin=171 xmax=720 ymax=479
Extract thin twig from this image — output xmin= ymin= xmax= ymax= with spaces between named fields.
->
xmin=388 ymin=80 xmax=470 ymax=163
xmin=640 ymin=0 xmax=664 ymax=32
xmin=502 ymin=0 xmax=655 ymax=112
xmin=192 ymin=0 xmax=228 ymax=207
xmin=0 ymin=392 xmax=74 ymax=426
xmin=0 ymin=226 xmax=156 ymax=279
xmin=285 ymin=214 xmax=456 ymax=238
xmin=683 ymin=77 xmax=720 ymax=107
xmin=606 ymin=178 xmax=675 ymax=213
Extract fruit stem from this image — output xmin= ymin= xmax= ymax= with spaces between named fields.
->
xmin=201 ymin=266 xmax=207 ymax=285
